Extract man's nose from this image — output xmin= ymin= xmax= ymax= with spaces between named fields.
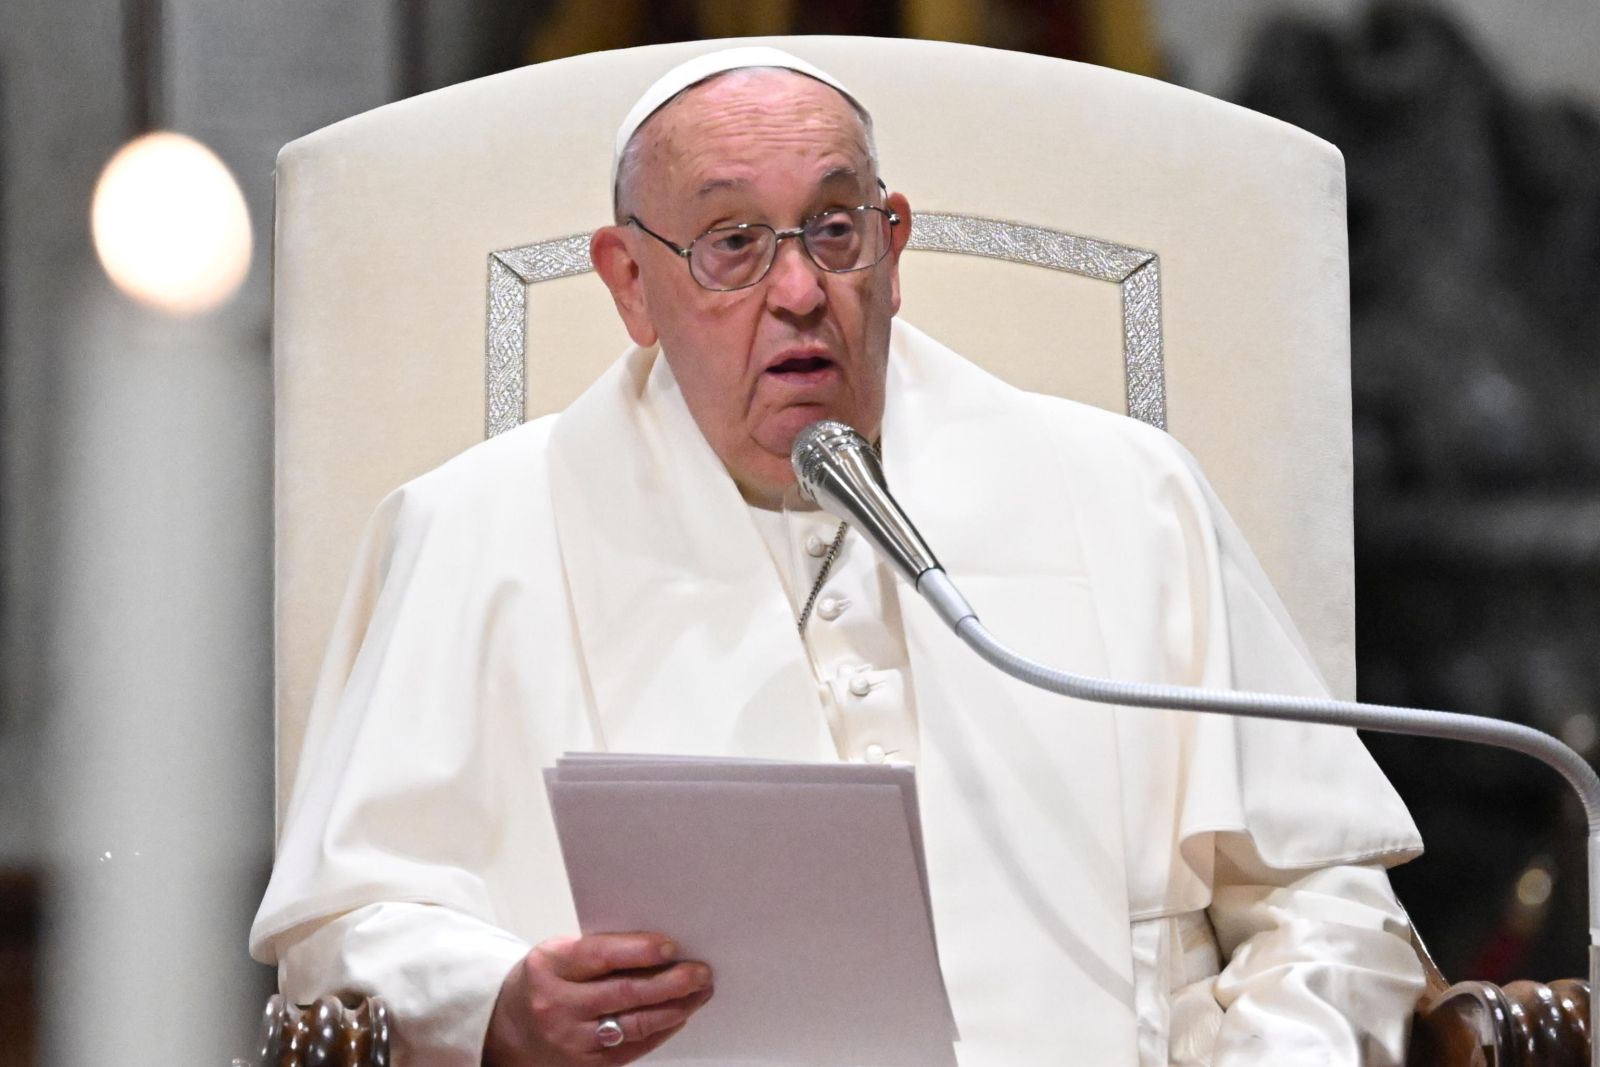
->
xmin=763 ymin=237 xmax=826 ymax=317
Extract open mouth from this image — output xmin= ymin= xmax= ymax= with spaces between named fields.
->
xmin=766 ymin=355 xmax=835 ymax=376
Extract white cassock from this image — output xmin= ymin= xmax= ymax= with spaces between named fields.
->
xmin=253 ymin=319 xmax=1426 ymax=1066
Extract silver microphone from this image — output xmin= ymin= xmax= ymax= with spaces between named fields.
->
xmin=792 ymin=417 xmax=1600 ymax=1037
xmin=790 ymin=420 xmax=942 ymax=585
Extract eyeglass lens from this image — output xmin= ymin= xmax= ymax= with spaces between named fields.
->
xmin=690 ymin=207 xmax=890 ymax=291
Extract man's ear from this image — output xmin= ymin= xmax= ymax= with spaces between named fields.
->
xmin=590 ymin=225 xmax=658 ymax=347
xmin=885 ymin=191 xmax=912 ymax=317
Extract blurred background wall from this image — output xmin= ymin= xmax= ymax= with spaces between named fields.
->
xmin=0 ymin=0 xmax=1595 ymax=1062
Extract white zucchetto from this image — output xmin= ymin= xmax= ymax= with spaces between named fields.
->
xmin=610 ymin=45 xmax=866 ymax=199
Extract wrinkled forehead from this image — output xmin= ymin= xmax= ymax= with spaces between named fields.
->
xmin=648 ymin=70 xmax=869 ymax=172
xmin=616 ymin=71 xmax=875 ymax=222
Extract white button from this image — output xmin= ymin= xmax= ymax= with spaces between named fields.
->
xmin=864 ymin=743 xmax=887 ymax=764
xmin=805 ymin=534 xmax=829 ymax=557
xmin=816 ymin=597 xmax=845 ymax=621
xmin=848 ymin=676 xmax=873 ymax=697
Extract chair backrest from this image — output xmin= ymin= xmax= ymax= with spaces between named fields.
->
xmin=274 ymin=36 xmax=1356 ymax=824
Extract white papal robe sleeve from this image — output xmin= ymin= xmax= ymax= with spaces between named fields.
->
xmin=275 ymin=903 xmax=530 ymax=1064
xmin=1207 ymin=857 xmax=1423 ymax=1065
xmin=1191 ymin=462 xmax=1426 ymax=1065
xmin=1105 ymin=421 xmax=1425 ymax=1066
xmin=1131 ymin=860 xmax=1422 ymax=1067
xmin=252 ymin=419 xmax=595 ymax=1064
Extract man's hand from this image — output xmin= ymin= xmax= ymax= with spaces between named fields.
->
xmin=483 ymin=932 xmax=713 ymax=1065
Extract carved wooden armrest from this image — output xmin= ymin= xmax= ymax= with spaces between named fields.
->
xmin=257 ymin=994 xmax=391 ymax=1067
xmin=1409 ymin=978 xmax=1590 ymax=1066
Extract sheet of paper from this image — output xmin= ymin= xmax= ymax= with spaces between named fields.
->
xmin=552 ymin=756 xmax=936 ymax=934
xmin=546 ymin=755 xmax=958 ymax=1066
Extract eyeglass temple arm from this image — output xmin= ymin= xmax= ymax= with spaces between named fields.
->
xmin=625 ymin=216 xmax=692 ymax=258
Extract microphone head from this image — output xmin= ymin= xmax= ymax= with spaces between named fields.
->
xmin=789 ymin=419 xmax=940 ymax=582
xmin=790 ymin=419 xmax=881 ymax=502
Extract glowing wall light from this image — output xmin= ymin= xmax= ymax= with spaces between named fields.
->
xmin=90 ymin=131 xmax=252 ymax=316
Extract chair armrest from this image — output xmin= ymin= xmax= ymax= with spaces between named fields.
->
xmin=1408 ymin=978 xmax=1589 ymax=1066
xmin=257 ymin=994 xmax=390 ymax=1067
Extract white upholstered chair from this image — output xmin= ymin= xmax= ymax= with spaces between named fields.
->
xmin=274 ymin=35 xmax=1359 ymax=819
xmin=265 ymin=35 xmax=1581 ymax=1067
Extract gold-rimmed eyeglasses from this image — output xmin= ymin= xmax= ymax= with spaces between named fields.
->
xmin=628 ymin=202 xmax=902 ymax=293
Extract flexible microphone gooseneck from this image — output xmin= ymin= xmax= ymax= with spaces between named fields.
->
xmin=792 ymin=419 xmax=1600 ymax=1058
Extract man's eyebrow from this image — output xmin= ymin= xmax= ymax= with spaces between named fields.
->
xmin=819 ymin=165 xmax=862 ymax=186
xmin=695 ymin=177 xmax=746 ymax=198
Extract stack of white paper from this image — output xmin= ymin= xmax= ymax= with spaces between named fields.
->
xmin=546 ymin=753 xmax=959 ymax=1066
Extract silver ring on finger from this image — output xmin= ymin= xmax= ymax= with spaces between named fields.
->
xmin=596 ymin=1015 xmax=626 ymax=1049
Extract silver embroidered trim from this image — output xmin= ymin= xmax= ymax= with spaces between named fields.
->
xmin=486 ymin=214 xmax=1164 ymax=435
xmin=485 ymin=259 xmax=527 ymax=438
xmin=906 ymin=213 xmax=1165 ymax=431
xmin=906 ymin=212 xmax=1150 ymax=282
xmin=1121 ymin=259 xmax=1166 ymax=430
xmin=485 ymin=234 xmax=592 ymax=437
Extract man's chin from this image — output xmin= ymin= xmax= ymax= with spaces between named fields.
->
xmin=760 ymin=405 xmax=862 ymax=454
xmin=739 ymin=405 xmax=875 ymax=502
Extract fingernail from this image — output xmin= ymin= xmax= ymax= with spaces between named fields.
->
xmin=659 ymin=940 xmax=678 ymax=960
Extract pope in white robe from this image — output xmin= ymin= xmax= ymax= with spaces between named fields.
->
xmin=252 ymin=47 xmax=1427 ymax=1067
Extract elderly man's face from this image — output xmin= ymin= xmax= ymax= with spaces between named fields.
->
xmin=593 ymin=70 xmax=912 ymax=502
